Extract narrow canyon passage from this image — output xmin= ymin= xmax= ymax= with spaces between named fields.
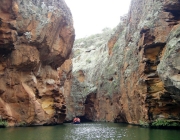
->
xmin=69 ymin=0 xmax=180 ymax=128
xmin=0 ymin=0 xmax=180 ymax=131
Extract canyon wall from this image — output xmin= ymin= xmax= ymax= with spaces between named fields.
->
xmin=70 ymin=0 xmax=180 ymax=125
xmin=0 ymin=0 xmax=74 ymax=126
xmin=118 ymin=0 xmax=180 ymax=124
xmin=70 ymin=25 xmax=126 ymax=122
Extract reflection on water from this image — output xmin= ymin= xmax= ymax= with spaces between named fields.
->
xmin=0 ymin=122 xmax=179 ymax=140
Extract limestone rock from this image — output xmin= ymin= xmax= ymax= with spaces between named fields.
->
xmin=158 ymin=24 xmax=180 ymax=102
xmin=69 ymin=0 xmax=180 ymax=125
xmin=115 ymin=0 xmax=180 ymax=124
xmin=0 ymin=0 xmax=74 ymax=126
xmin=68 ymin=26 xmax=126 ymax=121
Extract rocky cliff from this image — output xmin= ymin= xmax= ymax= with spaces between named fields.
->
xmin=0 ymin=0 xmax=74 ymax=126
xmin=69 ymin=0 xmax=180 ymax=125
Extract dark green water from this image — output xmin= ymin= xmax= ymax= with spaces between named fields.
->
xmin=0 ymin=122 xmax=180 ymax=140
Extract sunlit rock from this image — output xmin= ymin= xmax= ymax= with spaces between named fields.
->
xmin=0 ymin=0 xmax=74 ymax=126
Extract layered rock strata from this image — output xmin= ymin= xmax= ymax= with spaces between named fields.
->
xmin=0 ymin=0 xmax=74 ymax=126
xmin=118 ymin=0 xmax=180 ymax=124
xmin=70 ymin=0 xmax=180 ymax=125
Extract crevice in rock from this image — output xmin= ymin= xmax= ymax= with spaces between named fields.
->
xmin=114 ymin=113 xmax=128 ymax=123
xmin=0 ymin=20 xmax=16 ymax=56
xmin=144 ymin=43 xmax=165 ymax=74
xmin=84 ymin=92 xmax=97 ymax=121
xmin=108 ymin=77 xmax=114 ymax=82
xmin=143 ymin=42 xmax=180 ymax=121
xmin=79 ymin=116 xmax=93 ymax=122
xmin=17 ymin=32 xmax=23 ymax=37
xmin=0 ymin=46 xmax=14 ymax=55
xmin=164 ymin=2 xmax=180 ymax=25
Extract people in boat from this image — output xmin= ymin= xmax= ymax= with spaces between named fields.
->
xmin=73 ymin=117 xmax=80 ymax=124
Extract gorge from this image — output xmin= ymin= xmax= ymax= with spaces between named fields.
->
xmin=68 ymin=0 xmax=180 ymax=127
xmin=0 ymin=0 xmax=180 ymax=128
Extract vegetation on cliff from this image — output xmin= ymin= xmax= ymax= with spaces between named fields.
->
xmin=0 ymin=119 xmax=8 ymax=128
xmin=69 ymin=0 xmax=180 ymax=128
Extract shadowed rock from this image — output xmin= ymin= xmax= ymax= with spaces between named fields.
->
xmin=68 ymin=0 xmax=180 ymax=125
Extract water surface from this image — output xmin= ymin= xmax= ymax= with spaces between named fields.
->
xmin=0 ymin=122 xmax=179 ymax=140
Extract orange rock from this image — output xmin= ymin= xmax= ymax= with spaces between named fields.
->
xmin=0 ymin=0 xmax=74 ymax=126
xmin=69 ymin=0 xmax=180 ymax=125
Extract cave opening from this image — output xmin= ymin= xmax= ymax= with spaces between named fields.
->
xmin=79 ymin=116 xmax=93 ymax=122
xmin=165 ymin=10 xmax=180 ymax=22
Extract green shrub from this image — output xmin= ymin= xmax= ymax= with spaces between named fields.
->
xmin=17 ymin=121 xmax=27 ymax=127
xmin=152 ymin=119 xmax=168 ymax=126
xmin=151 ymin=119 xmax=180 ymax=127
xmin=139 ymin=120 xmax=149 ymax=127
xmin=0 ymin=119 xmax=8 ymax=127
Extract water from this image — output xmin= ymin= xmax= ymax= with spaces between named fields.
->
xmin=0 ymin=122 xmax=180 ymax=140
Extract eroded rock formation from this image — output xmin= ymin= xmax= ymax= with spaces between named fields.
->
xmin=70 ymin=0 xmax=180 ymax=125
xmin=70 ymin=27 xmax=125 ymax=122
xmin=118 ymin=0 xmax=180 ymax=124
xmin=0 ymin=0 xmax=74 ymax=126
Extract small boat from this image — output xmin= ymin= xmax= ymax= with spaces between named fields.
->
xmin=73 ymin=117 xmax=80 ymax=124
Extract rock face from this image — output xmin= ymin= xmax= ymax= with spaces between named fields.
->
xmin=67 ymin=29 xmax=112 ymax=121
xmin=69 ymin=0 xmax=180 ymax=125
xmin=0 ymin=0 xmax=74 ymax=126
xmin=118 ymin=0 xmax=180 ymax=124
xmin=70 ymin=27 xmax=126 ymax=122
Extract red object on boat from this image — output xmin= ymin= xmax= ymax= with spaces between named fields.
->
xmin=73 ymin=117 xmax=80 ymax=124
